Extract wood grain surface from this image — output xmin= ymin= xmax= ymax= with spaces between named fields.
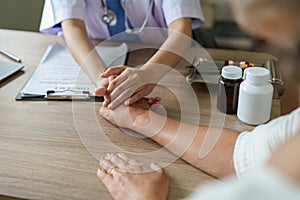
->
xmin=0 ymin=29 xmax=280 ymax=200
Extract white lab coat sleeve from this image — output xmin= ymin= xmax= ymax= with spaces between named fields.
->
xmin=162 ymin=0 xmax=204 ymax=29
xmin=39 ymin=0 xmax=86 ymax=34
xmin=233 ymin=107 xmax=300 ymax=178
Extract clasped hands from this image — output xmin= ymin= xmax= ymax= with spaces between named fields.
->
xmin=95 ymin=65 xmax=161 ymax=126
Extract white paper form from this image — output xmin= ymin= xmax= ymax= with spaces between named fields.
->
xmin=20 ymin=43 xmax=127 ymax=97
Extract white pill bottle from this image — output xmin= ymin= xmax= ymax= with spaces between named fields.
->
xmin=237 ymin=67 xmax=273 ymax=125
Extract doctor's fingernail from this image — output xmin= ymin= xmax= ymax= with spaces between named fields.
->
xmin=124 ymin=100 xmax=130 ymax=105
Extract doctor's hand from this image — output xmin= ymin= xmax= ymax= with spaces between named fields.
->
xmin=99 ymin=65 xmax=158 ymax=109
xmin=95 ymin=77 xmax=109 ymax=97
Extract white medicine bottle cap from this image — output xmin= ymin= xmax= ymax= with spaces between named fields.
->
xmin=243 ymin=67 xmax=270 ymax=85
xmin=221 ymin=65 xmax=242 ymax=80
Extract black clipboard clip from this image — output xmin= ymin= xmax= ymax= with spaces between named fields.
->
xmin=16 ymin=89 xmax=104 ymax=102
xmin=46 ymin=90 xmax=91 ymax=100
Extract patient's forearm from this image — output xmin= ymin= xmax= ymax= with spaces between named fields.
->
xmin=129 ymin=110 xmax=240 ymax=178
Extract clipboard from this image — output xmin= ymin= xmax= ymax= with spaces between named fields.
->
xmin=15 ymin=90 xmax=104 ymax=102
xmin=16 ymin=42 xmax=128 ymax=102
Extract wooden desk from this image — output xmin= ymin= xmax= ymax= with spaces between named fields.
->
xmin=0 ymin=29 xmax=280 ymax=200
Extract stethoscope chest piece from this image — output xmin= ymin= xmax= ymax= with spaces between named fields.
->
xmin=101 ymin=0 xmax=154 ymax=34
xmin=102 ymin=9 xmax=117 ymax=26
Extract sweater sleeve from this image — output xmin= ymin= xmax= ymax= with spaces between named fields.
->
xmin=234 ymin=107 xmax=300 ymax=178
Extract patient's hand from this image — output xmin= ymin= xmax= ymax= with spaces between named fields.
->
xmin=99 ymin=97 xmax=160 ymax=128
xmin=97 ymin=153 xmax=169 ymax=200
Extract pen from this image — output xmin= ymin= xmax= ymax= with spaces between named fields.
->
xmin=0 ymin=48 xmax=22 ymax=63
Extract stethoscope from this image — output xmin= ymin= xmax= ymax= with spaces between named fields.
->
xmin=100 ymin=0 xmax=154 ymax=34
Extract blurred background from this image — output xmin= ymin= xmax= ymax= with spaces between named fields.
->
xmin=0 ymin=0 xmax=44 ymax=32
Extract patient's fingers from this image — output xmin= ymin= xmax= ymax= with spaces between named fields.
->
xmin=99 ymin=153 xmax=152 ymax=174
xmin=99 ymin=157 xmax=115 ymax=172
